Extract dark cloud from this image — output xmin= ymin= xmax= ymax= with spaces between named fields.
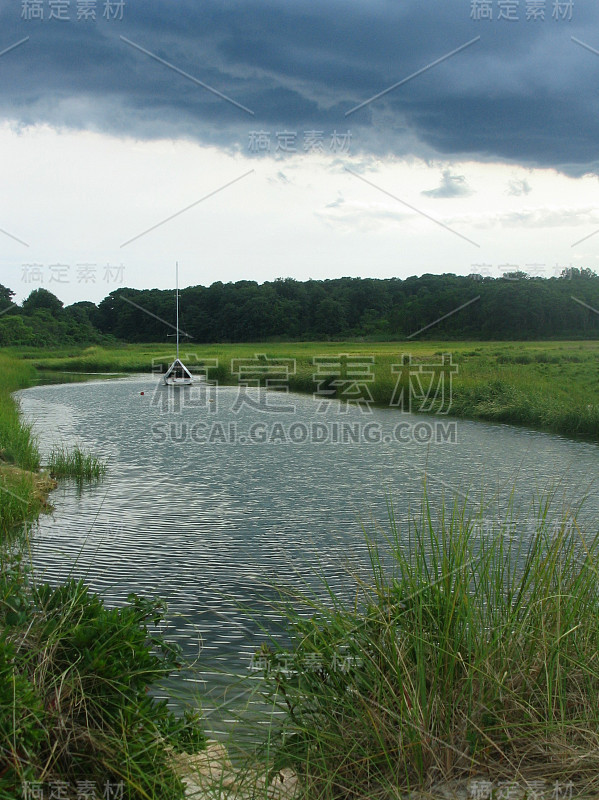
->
xmin=0 ymin=0 xmax=598 ymax=173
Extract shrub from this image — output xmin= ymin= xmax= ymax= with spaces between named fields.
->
xmin=0 ymin=573 xmax=205 ymax=799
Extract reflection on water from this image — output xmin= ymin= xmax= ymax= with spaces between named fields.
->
xmin=33 ymin=370 xmax=123 ymax=386
xmin=18 ymin=375 xmax=599 ymax=737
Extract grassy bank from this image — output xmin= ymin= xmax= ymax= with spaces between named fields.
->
xmin=0 ymin=354 xmax=207 ymax=798
xmin=0 ymin=567 xmax=206 ymax=798
xmin=0 ymin=355 xmax=40 ymax=471
xmin=248 ymin=495 xmax=599 ymax=799
xmin=0 ymin=354 xmax=45 ymax=534
xmin=20 ymin=340 xmax=599 ymax=442
xmin=0 ymin=354 xmax=107 ymax=531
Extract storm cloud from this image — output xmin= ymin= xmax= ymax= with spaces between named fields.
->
xmin=1 ymin=0 xmax=598 ymax=173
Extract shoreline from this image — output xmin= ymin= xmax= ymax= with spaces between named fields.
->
xmin=23 ymin=340 xmax=599 ymax=444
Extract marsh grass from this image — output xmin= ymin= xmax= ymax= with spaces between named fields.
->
xmin=0 ymin=468 xmax=48 ymax=534
xmin=0 ymin=355 xmax=40 ymax=472
xmin=0 ymin=354 xmax=44 ymax=535
xmin=247 ymin=495 xmax=599 ymax=799
xmin=47 ymin=445 xmax=107 ymax=480
xmin=26 ymin=340 xmax=599 ymax=442
xmin=0 ymin=406 xmax=39 ymax=471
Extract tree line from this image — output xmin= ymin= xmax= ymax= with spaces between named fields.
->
xmin=1 ymin=269 xmax=598 ymax=346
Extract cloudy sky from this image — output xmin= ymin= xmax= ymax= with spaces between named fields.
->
xmin=1 ymin=0 xmax=599 ymax=304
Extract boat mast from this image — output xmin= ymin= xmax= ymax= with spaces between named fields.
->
xmin=176 ymin=261 xmax=179 ymax=361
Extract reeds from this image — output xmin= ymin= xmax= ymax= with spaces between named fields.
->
xmin=47 ymin=445 xmax=107 ymax=480
xmin=250 ymin=494 xmax=599 ymax=798
xmin=0 ymin=354 xmax=43 ymax=534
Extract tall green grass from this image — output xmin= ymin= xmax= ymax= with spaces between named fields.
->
xmin=47 ymin=445 xmax=107 ymax=480
xmin=250 ymin=495 xmax=599 ymax=798
xmin=0 ymin=469 xmax=47 ymax=534
xmin=0 ymin=354 xmax=43 ymax=534
xmin=0 ymin=354 xmax=40 ymax=471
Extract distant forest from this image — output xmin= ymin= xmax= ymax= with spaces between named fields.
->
xmin=1 ymin=269 xmax=599 ymax=346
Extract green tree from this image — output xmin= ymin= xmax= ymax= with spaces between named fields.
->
xmin=0 ymin=316 xmax=35 ymax=346
xmin=0 ymin=284 xmax=15 ymax=305
xmin=22 ymin=289 xmax=64 ymax=316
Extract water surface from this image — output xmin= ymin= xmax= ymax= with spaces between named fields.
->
xmin=18 ymin=375 xmax=599 ymax=735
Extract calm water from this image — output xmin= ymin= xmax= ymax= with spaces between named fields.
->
xmin=18 ymin=375 xmax=599 ymax=736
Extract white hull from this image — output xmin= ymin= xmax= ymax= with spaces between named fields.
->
xmin=164 ymin=376 xmax=193 ymax=386
xmin=164 ymin=357 xmax=193 ymax=385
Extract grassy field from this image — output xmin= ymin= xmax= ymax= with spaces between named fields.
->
xmin=0 ymin=354 xmax=40 ymax=471
xmin=12 ymin=339 xmax=599 ymax=441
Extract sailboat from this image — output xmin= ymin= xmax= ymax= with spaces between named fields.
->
xmin=164 ymin=262 xmax=193 ymax=386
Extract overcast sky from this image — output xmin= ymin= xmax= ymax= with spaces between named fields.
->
xmin=1 ymin=0 xmax=599 ymax=305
